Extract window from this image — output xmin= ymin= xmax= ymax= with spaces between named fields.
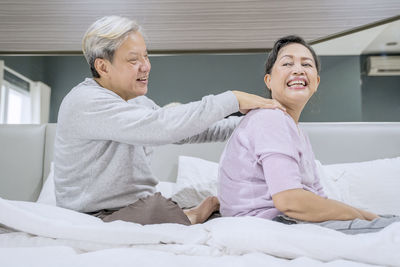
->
xmin=0 ymin=61 xmax=51 ymax=124
xmin=0 ymin=80 xmax=31 ymax=124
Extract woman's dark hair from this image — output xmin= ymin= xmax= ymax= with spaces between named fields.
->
xmin=265 ymin=35 xmax=321 ymax=75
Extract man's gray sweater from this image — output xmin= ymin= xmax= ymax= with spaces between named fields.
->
xmin=54 ymin=78 xmax=240 ymax=212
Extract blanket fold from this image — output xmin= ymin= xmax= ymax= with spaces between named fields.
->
xmin=0 ymin=197 xmax=399 ymax=266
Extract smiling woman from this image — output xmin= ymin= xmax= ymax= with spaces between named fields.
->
xmin=264 ymin=36 xmax=321 ymax=123
xmin=218 ymin=35 xmax=400 ymax=234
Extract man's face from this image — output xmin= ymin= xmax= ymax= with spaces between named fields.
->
xmin=107 ymin=32 xmax=151 ymax=100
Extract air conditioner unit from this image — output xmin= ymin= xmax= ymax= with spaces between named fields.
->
xmin=367 ymin=56 xmax=400 ymax=76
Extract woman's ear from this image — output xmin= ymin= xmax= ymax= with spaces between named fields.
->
xmin=94 ymin=58 xmax=110 ymax=78
xmin=264 ymin=74 xmax=272 ymax=91
xmin=315 ymin=75 xmax=320 ymax=93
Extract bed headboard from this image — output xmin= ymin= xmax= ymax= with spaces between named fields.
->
xmin=151 ymin=122 xmax=400 ymax=182
xmin=1 ymin=122 xmax=400 ymax=201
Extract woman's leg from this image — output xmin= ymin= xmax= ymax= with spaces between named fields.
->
xmin=314 ymin=215 xmax=400 ymax=234
xmin=273 ymin=214 xmax=400 ymax=234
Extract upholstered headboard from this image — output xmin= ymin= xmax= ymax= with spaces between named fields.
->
xmin=151 ymin=122 xmax=400 ymax=182
xmin=0 ymin=124 xmax=46 ymax=201
xmin=1 ymin=122 xmax=400 ymax=202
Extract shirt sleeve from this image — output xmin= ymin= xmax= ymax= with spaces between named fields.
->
xmin=312 ymin=178 xmax=327 ymax=198
xmin=247 ymin=109 xmax=303 ymax=196
xmin=58 ymin=87 xmax=239 ymax=146
xmin=261 ymin=154 xmax=303 ymax=196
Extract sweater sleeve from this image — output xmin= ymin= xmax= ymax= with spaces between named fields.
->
xmin=58 ymin=85 xmax=239 ymax=146
xmin=175 ymin=116 xmax=242 ymax=144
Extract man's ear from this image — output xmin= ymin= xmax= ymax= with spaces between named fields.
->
xmin=94 ymin=58 xmax=110 ymax=78
xmin=264 ymin=74 xmax=272 ymax=91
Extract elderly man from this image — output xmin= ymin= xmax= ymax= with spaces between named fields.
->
xmin=54 ymin=16 xmax=284 ymax=225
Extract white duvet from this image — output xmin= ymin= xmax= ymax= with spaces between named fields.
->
xmin=0 ymin=198 xmax=399 ymax=267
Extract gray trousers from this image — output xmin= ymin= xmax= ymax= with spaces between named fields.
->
xmin=273 ymin=214 xmax=400 ymax=234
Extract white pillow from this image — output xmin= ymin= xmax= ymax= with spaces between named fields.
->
xmin=156 ymin=181 xmax=176 ymax=199
xmin=36 ymin=162 xmax=177 ymax=205
xmin=36 ymin=162 xmax=56 ymax=205
xmin=170 ymin=156 xmax=344 ymax=209
xmin=171 ymin=155 xmax=400 ymax=216
xmin=171 ymin=156 xmax=219 ymax=208
xmin=314 ymin=160 xmax=346 ymax=202
xmin=41 ymin=156 xmax=400 ymax=216
xmin=175 ymin=155 xmax=219 ymax=186
xmin=321 ymin=157 xmax=400 ymax=215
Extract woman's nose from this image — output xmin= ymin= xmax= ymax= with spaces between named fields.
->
xmin=292 ymin=63 xmax=305 ymax=75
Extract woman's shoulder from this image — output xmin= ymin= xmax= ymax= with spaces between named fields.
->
xmin=236 ymin=108 xmax=297 ymax=136
xmin=244 ymin=108 xmax=291 ymax=127
xmin=247 ymin=108 xmax=286 ymax=119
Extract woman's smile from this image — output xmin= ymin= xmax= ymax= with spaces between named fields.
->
xmin=286 ymin=76 xmax=308 ymax=90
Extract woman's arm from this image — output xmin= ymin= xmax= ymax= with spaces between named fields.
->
xmin=272 ymin=189 xmax=375 ymax=222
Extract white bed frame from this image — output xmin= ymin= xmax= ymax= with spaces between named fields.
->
xmin=1 ymin=122 xmax=400 ymax=202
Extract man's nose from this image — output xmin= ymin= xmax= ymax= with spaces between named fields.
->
xmin=139 ymin=58 xmax=151 ymax=72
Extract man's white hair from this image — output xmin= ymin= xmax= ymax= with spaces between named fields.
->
xmin=82 ymin=16 xmax=142 ymax=78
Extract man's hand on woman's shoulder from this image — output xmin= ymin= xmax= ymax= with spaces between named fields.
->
xmin=232 ymin=90 xmax=286 ymax=114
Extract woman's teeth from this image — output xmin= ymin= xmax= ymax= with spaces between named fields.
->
xmin=288 ymin=80 xmax=305 ymax=86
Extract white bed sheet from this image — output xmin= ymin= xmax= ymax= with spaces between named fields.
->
xmin=1 ymin=197 xmax=399 ymax=267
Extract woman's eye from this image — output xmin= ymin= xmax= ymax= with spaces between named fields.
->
xmin=283 ymin=62 xmax=293 ymax=66
xmin=303 ymin=63 xmax=313 ymax=67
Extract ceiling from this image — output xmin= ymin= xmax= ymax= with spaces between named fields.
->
xmin=313 ymin=19 xmax=400 ymax=55
xmin=0 ymin=0 xmax=399 ymax=53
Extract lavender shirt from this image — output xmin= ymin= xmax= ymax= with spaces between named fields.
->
xmin=218 ymin=108 xmax=326 ymax=219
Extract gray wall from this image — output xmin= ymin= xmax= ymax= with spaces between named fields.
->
xmin=360 ymin=55 xmax=400 ymax=122
xmin=0 ymin=56 xmax=46 ymax=82
xmin=147 ymin=54 xmax=267 ymax=104
xmin=0 ymin=53 xmax=396 ymax=123
xmin=42 ymin=56 xmax=91 ymax=122
xmin=302 ymin=56 xmax=362 ymax=122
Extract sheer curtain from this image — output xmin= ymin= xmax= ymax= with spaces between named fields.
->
xmin=30 ymin=81 xmax=51 ymax=124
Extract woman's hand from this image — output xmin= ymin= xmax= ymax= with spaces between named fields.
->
xmin=356 ymin=208 xmax=379 ymax=221
xmin=232 ymin=90 xmax=286 ymax=114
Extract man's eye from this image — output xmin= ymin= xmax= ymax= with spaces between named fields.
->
xmin=303 ymin=63 xmax=313 ymax=67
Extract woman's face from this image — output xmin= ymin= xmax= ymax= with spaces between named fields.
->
xmin=264 ymin=43 xmax=320 ymax=110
